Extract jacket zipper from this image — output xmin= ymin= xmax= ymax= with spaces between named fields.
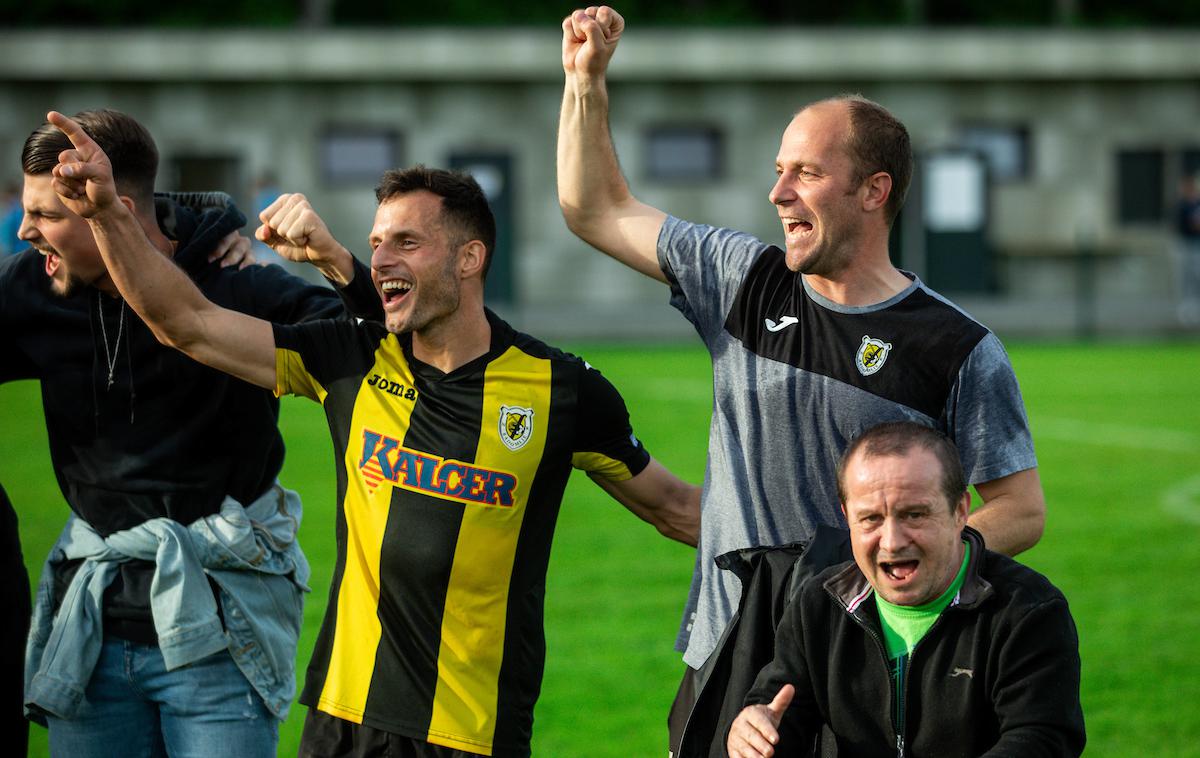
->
xmin=893 ymin=612 xmax=958 ymax=758
xmin=852 ymin=607 xmax=906 ymax=757
xmin=894 ymin=654 xmax=907 ymax=758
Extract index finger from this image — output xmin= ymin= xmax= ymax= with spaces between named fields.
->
xmin=46 ymin=111 xmax=101 ymax=156
xmin=259 ymin=193 xmax=292 ymax=224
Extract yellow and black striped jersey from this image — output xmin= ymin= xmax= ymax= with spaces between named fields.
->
xmin=273 ymin=309 xmax=650 ymax=757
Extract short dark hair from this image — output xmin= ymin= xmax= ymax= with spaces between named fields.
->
xmin=812 ymin=94 xmax=912 ymax=227
xmin=21 ymin=109 xmax=158 ymax=207
xmin=375 ymin=165 xmax=497 ymax=280
xmin=836 ymin=421 xmax=966 ymax=511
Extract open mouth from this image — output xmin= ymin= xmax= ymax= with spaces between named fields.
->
xmin=783 ymin=218 xmax=813 ymax=235
xmin=880 ymin=560 xmax=919 ymax=582
xmin=380 ymin=278 xmax=413 ymax=307
xmin=40 ymin=249 xmax=62 ymax=277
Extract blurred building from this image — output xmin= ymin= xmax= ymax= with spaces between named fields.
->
xmin=1 ymin=27 xmax=1197 ymax=338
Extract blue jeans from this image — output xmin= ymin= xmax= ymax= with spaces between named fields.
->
xmin=45 ymin=638 xmax=278 ymax=758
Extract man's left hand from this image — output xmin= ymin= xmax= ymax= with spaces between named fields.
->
xmin=208 ymin=231 xmax=257 ymax=269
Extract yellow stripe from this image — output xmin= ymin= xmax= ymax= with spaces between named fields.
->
xmin=317 ymin=334 xmax=411 ymax=723
xmin=427 ymin=346 xmax=551 ymax=753
xmin=571 ymin=451 xmax=635 ymax=481
xmin=275 ymin=347 xmax=327 ymax=403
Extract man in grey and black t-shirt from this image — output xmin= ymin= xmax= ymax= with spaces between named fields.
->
xmin=558 ymin=7 xmax=1046 ymax=753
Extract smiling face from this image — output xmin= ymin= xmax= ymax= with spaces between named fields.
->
xmin=369 ymin=190 xmax=464 ymax=336
xmin=768 ymin=102 xmax=869 ymax=276
xmin=19 ymin=173 xmax=112 ymax=297
xmin=841 ymin=445 xmax=969 ymax=607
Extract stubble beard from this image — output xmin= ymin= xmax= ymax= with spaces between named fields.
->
xmin=388 ymin=255 xmax=462 ymax=337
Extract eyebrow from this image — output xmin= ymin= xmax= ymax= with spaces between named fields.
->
xmin=776 ymin=159 xmax=824 ymax=173
xmin=370 ymin=226 xmax=423 ymax=244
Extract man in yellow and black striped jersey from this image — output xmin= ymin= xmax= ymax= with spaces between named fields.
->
xmin=45 ymin=111 xmax=700 ymax=758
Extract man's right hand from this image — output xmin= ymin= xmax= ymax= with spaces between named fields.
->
xmin=256 ymin=193 xmax=356 ymax=285
xmin=562 ymin=6 xmax=624 ymax=80
xmin=727 ymin=685 xmax=795 ymax=758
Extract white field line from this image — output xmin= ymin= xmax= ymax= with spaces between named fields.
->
xmin=1162 ymin=475 xmax=1200 ymax=526
xmin=1036 ymin=417 xmax=1200 ymax=523
xmin=1033 ymin=417 xmax=1200 ymax=455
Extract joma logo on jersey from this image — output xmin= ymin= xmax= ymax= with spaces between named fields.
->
xmin=357 ymin=429 xmax=517 ymax=507
xmin=366 ymin=373 xmax=417 ymax=401
xmin=856 ymin=335 xmax=893 ymax=377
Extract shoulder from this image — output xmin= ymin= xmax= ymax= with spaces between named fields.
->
xmin=895 ymin=279 xmax=992 ymax=344
xmin=202 ymin=261 xmax=342 ymax=312
xmin=501 ymin=317 xmax=591 ymax=375
xmin=162 ymin=193 xmax=247 ymax=271
xmin=0 ymin=249 xmax=53 ymax=309
xmin=506 ymin=324 xmax=572 ymax=364
xmin=0 ymin=247 xmax=43 ymax=279
xmin=659 ymin=215 xmax=775 ymax=266
xmin=979 ymin=550 xmax=1069 ymax=610
xmin=275 ymin=314 xmax=387 ymax=350
xmin=810 ymin=559 xmax=866 ymax=607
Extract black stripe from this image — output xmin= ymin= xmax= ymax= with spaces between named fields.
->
xmin=724 ymin=249 xmax=989 ymax=420
xmin=360 ymin=367 xmax=486 ymax=733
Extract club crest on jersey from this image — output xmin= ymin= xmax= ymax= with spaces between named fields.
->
xmin=856 ymin=335 xmax=893 ymax=377
xmin=499 ymin=405 xmax=534 ymax=451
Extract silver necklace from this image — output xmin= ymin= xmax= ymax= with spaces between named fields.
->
xmin=98 ymin=296 xmax=126 ymax=390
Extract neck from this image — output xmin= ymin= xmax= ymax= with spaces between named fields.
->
xmin=411 ymin=302 xmax=491 ymax=374
xmin=138 ymin=211 xmax=175 ymax=259
xmin=803 ymin=239 xmax=910 ymax=306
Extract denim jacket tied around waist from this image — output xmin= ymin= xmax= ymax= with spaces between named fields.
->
xmin=25 ymin=483 xmax=311 ymax=722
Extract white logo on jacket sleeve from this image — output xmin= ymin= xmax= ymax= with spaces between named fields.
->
xmin=499 ymin=405 xmax=534 ymax=451
xmin=855 ymin=335 xmax=893 ymax=376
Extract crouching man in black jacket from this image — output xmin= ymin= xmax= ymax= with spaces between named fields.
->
xmin=729 ymin=421 xmax=1084 ymax=758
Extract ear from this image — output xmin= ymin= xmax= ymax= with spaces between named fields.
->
xmin=458 ymin=239 xmax=487 ymax=280
xmin=953 ymin=490 xmax=971 ymax=528
xmin=861 ymin=171 xmax=892 ymax=214
xmin=118 ymin=195 xmax=137 ymax=213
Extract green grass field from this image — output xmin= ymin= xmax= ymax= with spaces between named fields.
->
xmin=2 ymin=340 xmax=1197 ymax=757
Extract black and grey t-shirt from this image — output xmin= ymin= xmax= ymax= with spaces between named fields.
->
xmin=658 ymin=215 xmax=1037 ymax=669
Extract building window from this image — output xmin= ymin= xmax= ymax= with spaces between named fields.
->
xmin=645 ymin=126 xmax=723 ymax=182
xmin=320 ymin=128 xmax=402 ymax=185
xmin=1183 ymin=148 xmax=1200 ymax=179
xmin=957 ymin=124 xmax=1031 ymax=182
xmin=1116 ymin=149 xmax=1165 ymax=224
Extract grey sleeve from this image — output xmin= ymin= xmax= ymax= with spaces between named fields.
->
xmin=656 ymin=215 xmax=771 ymax=346
xmin=948 ymin=333 xmax=1038 ymax=485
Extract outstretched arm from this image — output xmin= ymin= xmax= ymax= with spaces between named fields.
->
xmin=589 ymin=458 xmax=700 ymax=546
xmin=558 ymin=6 xmax=668 ymax=282
xmin=48 ymin=111 xmax=277 ymax=390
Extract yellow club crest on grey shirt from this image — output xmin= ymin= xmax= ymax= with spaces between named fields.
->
xmin=500 ymin=405 xmax=534 ymax=450
xmin=856 ymin=335 xmax=893 ymax=376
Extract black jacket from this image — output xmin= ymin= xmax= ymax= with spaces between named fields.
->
xmin=745 ymin=527 xmax=1086 ymax=757
xmin=0 ymin=192 xmax=379 ymax=638
xmin=675 ymin=527 xmax=852 ymax=758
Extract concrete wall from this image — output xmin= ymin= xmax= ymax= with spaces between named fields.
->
xmin=3 ymin=28 xmax=1198 ymax=337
